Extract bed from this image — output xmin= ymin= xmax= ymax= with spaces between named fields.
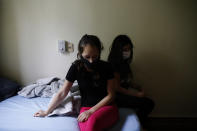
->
xmin=0 ymin=95 xmax=141 ymax=131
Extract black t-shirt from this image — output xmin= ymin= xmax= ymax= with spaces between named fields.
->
xmin=109 ymin=60 xmax=133 ymax=89
xmin=66 ymin=60 xmax=114 ymax=107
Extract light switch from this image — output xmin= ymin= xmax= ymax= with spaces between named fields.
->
xmin=58 ymin=40 xmax=66 ymax=53
xmin=58 ymin=40 xmax=74 ymax=53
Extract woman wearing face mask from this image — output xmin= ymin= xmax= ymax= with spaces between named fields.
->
xmin=34 ymin=34 xmax=119 ymax=131
xmin=108 ymin=35 xmax=154 ymax=129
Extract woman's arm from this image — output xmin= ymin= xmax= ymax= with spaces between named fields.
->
xmin=34 ymin=80 xmax=73 ymax=117
xmin=89 ymin=79 xmax=115 ymax=112
xmin=77 ymin=78 xmax=115 ymax=122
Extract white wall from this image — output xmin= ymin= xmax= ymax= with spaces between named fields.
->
xmin=0 ymin=0 xmax=197 ymax=117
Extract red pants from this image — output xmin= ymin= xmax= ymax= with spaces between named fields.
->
xmin=78 ymin=105 xmax=119 ymax=131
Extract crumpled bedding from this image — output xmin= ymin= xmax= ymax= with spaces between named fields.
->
xmin=18 ymin=77 xmax=81 ymax=116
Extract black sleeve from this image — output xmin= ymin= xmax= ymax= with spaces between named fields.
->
xmin=65 ymin=64 xmax=77 ymax=83
xmin=106 ymin=63 xmax=114 ymax=80
xmin=112 ymin=63 xmax=121 ymax=73
xmin=109 ymin=61 xmax=120 ymax=73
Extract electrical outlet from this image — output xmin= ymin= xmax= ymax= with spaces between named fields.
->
xmin=58 ymin=40 xmax=74 ymax=53
xmin=66 ymin=42 xmax=74 ymax=53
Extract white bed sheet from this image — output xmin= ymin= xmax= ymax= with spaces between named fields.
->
xmin=0 ymin=95 xmax=141 ymax=131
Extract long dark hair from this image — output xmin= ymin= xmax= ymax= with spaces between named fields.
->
xmin=74 ymin=34 xmax=103 ymax=71
xmin=77 ymin=34 xmax=103 ymax=59
xmin=108 ymin=35 xmax=134 ymax=64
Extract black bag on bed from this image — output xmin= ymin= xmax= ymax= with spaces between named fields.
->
xmin=0 ymin=78 xmax=21 ymax=101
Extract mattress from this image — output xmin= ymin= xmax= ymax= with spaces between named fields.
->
xmin=0 ymin=95 xmax=141 ymax=131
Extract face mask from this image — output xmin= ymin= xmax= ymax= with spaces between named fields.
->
xmin=123 ymin=51 xmax=131 ymax=60
xmin=81 ymin=56 xmax=98 ymax=70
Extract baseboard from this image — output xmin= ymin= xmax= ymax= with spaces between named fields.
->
xmin=146 ymin=117 xmax=197 ymax=131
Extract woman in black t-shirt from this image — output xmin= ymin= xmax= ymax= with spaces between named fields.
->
xmin=34 ymin=34 xmax=118 ymax=131
xmin=108 ymin=35 xmax=155 ymax=129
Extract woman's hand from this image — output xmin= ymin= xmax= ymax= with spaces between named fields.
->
xmin=33 ymin=81 xmax=73 ymax=118
xmin=77 ymin=79 xmax=115 ymax=123
xmin=34 ymin=110 xmax=48 ymax=117
xmin=136 ymin=91 xmax=145 ymax=98
xmin=127 ymin=88 xmax=145 ymax=98
xmin=77 ymin=110 xmax=93 ymax=122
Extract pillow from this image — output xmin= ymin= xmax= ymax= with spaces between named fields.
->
xmin=0 ymin=78 xmax=21 ymax=101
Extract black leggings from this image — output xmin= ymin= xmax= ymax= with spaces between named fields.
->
xmin=116 ymin=93 xmax=155 ymax=127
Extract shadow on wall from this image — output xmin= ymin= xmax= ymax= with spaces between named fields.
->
xmin=132 ymin=49 xmax=188 ymax=116
xmin=0 ymin=0 xmax=3 ymax=75
xmin=0 ymin=1 xmax=22 ymax=84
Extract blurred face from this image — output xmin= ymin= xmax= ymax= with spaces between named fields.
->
xmin=122 ymin=44 xmax=131 ymax=59
xmin=81 ymin=44 xmax=99 ymax=63
xmin=122 ymin=44 xmax=131 ymax=52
